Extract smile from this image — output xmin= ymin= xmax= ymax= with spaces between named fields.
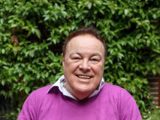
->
xmin=76 ymin=74 xmax=93 ymax=79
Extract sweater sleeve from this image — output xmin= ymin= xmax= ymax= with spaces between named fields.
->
xmin=17 ymin=91 xmax=39 ymax=120
xmin=118 ymin=89 xmax=142 ymax=120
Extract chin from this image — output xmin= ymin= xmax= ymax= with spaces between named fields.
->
xmin=75 ymin=86 xmax=95 ymax=94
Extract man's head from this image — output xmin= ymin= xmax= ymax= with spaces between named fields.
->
xmin=62 ymin=27 xmax=106 ymax=100
xmin=62 ymin=27 xmax=106 ymax=57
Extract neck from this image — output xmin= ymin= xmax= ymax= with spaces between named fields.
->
xmin=64 ymin=82 xmax=92 ymax=100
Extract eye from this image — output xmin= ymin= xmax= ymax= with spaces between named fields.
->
xmin=90 ymin=56 xmax=100 ymax=63
xmin=72 ymin=56 xmax=81 ymax=60
xmin=70 ymin=54 xmax=81 ymax=60
xmin=91 ymin=58 xmax=99 ymax=61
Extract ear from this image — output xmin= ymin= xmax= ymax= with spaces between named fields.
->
xmin=62 ymin=60 xmax=64 ymax=67
xmin=62 ymin=56 xmax=65 ymax=67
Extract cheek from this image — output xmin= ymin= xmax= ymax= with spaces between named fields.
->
xmin=63 ymin=59 xmax=71 ymax=69
xmin=93 ymin=64 xmax=104 ymax=74
xmin=63 ymin=61 xmax=78 ymax=73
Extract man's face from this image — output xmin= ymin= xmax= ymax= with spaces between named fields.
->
xmin=63 ymin=34 xmax=105 ymax=99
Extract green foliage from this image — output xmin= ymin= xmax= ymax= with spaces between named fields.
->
xmin=0 ymin=0 xmax=160 ymax=119
xmin=146 ymin=108 xmax=160 ymax=120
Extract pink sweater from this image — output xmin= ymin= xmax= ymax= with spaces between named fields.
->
xmin=18 ymin=83 xmax=142 ymax=120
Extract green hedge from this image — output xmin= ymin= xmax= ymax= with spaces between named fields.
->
xmin=0 ymin=0 xmax=160 ymax=119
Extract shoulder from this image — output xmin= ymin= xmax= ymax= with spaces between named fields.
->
xmin=102 ymin=83 xmax=129 ymax=94
xmin=25 ymin=85 xmax=52 ymax=102
xmin=21 ymin=85 xmax=53 ymax=110
xmin=31 ymin=85 xmax=52 ymax=95
xmin=18 ymin=85 xmax=53 ymax=120
xmin=102 ymin=84 xmax=142 ymax=119
xmin=101 ymin=83 xmax=134 ymax=101
xmin=102 ymin=83 xmax=140 ymax=109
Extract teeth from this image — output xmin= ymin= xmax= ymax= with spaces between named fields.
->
xmin=77 ymin=75 xmax=91 ymax=79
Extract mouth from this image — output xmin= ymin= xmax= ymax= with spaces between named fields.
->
xmin=76 ymin=74 xmax=93 ymax=79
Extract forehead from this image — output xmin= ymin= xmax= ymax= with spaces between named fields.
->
xmin=66 ymin=34 xmax=105 ymax=55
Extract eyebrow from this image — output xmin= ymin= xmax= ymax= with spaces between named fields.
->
xmin=70 ymin=52 xmax=102 ymax=58
xmin=70 ymin=53 xmax=81 ymax=56
xmin=91 ymin=53 xmax=102 ymax=57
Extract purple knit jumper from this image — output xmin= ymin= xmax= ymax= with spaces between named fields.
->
xmin=18 ymin=83 xmax=142 ymax=120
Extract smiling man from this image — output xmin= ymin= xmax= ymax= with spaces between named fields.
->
xmin=18 ymin=27 xmax=142 ymax=120
xmin=63 ymin=33 xmax=105 ymax=100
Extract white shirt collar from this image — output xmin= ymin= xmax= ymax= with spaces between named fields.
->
xmin=48 ymin=75 xmax=105 ymax=100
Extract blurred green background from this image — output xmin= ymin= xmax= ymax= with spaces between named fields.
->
xmin=0 ymin=0 xmax=160 ymax=119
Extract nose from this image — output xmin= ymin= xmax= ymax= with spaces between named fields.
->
xmin=79 ymin=59 xmax=91 ymax=72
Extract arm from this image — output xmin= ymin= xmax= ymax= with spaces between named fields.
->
xmin=118 ymin=89 xmax=142 ymax=120
xmin=18 ymin=92 xmax=38 ymax=120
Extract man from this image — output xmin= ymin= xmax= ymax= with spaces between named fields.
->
xmin=18 ymin=27 xmax=142 ymax=120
